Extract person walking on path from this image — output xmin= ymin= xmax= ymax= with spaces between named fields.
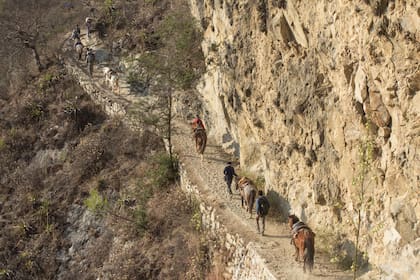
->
xmin=223 ymin=162 xmax=237 ymax=195
xmin=71 ymin=26 xmax=80 ymax=40
xmin=85 ymin=17 xmax=93 ymax=38
xmin=86 ymin=48 xmax=95 ymax=76
xmin=191 ymin=114 xmax=205 ymax=131
xmin=256 ymin=190 xmax=270 ymax=235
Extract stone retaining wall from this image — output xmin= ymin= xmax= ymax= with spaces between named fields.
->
xmin=63 ymin=58 xmax=278 ymax=279
xmin=63 ymin=59 xmax=146 ymax=132
xmin=179 ymin=164 xmax=277 ymax=280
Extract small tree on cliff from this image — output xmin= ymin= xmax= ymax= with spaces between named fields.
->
xmin=0 ymin=0 xmax=82 ymax=91
xmin=135 ymin=2 xmax=204 ymax=165
xmin=351 ymin=121 xmax=375 ymax=279
xmin=0 ymin=0 xmax=64 ymax=72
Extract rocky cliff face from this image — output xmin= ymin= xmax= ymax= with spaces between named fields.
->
xmin=188 ymin=0 xmax=419 ymax=277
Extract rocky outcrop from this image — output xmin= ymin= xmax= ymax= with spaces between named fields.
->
xmin=188 ymin=0 xmax=419 ymax=278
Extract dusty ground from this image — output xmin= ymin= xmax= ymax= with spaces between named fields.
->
xmin=171 ymin=122 xmax=354 ymax=280
xmin=64 ymin=27 xmax=354 ymax=279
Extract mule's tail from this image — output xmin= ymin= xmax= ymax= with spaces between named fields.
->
xmin=303 ymin=231 xmax=315 ymax=273
xmin=198 ymin=130 xmax=207 ymax=154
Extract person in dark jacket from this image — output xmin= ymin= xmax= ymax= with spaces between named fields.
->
xmin=223 ymin=162 xmax=237 ymax=195
xmin=256 ymin=190 xmax=270 ymax=235
xmin=85 ymin=17 xmax=92 ymax=38
xmin=71 ymin=27 xmax=80 ymax=40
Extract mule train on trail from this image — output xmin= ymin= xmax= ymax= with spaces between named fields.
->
xmin=288 ymin=214 xmax=315 ymax=273
xmin=103 ymin=67 xmax=120 ymax=94
xmin=235 ymin=177 xmax=257 ymax=218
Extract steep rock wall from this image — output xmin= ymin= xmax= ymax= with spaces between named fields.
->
xmin=189 ymin=0 xmax=419 ymax=277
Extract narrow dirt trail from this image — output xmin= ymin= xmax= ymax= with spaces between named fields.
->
xmin=63 ymin=32 xmax=353 ymax=280
xmin=171 ymin=122 xmax=352 ymax=280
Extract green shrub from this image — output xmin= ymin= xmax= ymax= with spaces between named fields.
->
xmin=150 ymin=153 xmax=178 ymax=189
xmin=28 ymin=103 xmax=44 ymax=121
xmin=84 ymin=188 xmax=108 ymax=213
xmin=104 ymin=0 xmax=113 ymax=8
xmin=132 ymin=151 xmax=179 ymax=235
xmin=317 ymin=230 xmax=353 ymax=270
xmin=190 ymin=200 xmax=202 ymax=232
xmin=0 ymin=138 xmax=6 ymax=151
xmin=38 ymin=73 xmax=54 ymax=91
xmin=134 ymin=205 xmax=148 ymax=234
xmin=133 ymin=182 xmax=153 ymax=235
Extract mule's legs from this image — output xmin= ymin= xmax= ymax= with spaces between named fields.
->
xmin=247 ymin=204 xmax=252 ymax=218
xmin=291 ymin=237 xmax=300 ymax=261
xmin=261 ymin=215 xmax=265 ymax=235
xmin=195 ymin=137 xmax=199 ymax=155
xmin=256 ymin=214 xmax=265 ymax=234
xmin=88 ymin=63 xmax=93 ymax=76
xmin=299 ymin=238 xmax=305 ymax=262
xmin=295 ymin=244 xmax=299 ymax=261
xmin=226 ymin=179 xmax=233 ymax=195
xmin=256 ymin=215 xmax=260 ymax=233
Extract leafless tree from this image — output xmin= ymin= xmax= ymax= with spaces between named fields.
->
xmin=0 ymin=0 xmax=86 ymax=93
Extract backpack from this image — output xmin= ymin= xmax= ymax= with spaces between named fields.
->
xmin=258 ymin=196 xmax=270 ymax=216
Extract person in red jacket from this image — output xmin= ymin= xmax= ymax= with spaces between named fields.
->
xmin=191 ymin=115 xmax=205 ymax=131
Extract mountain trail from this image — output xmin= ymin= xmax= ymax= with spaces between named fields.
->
xmin=62 ymin=31 xmax=353 ymax=280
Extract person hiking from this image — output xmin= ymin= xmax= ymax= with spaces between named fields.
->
xmin=191 ymin=115 xmax=205 ymax=131
xmin=256 ymin=190 xmax=270 ymax=235
xmin=223 ymin=162 xmax=237 ymax=195
xmin=85 ymin=17 xmax=93 ymax=38
xmin=71 ymin=27 xmax=80 ymax=40
xmin=86 ymin=48 xmax=95 ymax=76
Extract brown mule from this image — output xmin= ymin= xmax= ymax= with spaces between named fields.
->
xmin=194 ymin=128 xmax=206 ymax=160
xmin=235 ymin=177 xmax=257 ymax=218
xmin=288 ymin=214 xmax=315 ymax=273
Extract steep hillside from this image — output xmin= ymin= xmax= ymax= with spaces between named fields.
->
xmin=1 ymin=0 xmax=418 ymax=279
xmin=188 ymin=0 xmax=419 ymax=278
xmin=0 ymin=1 xmax=212 ymax=279
xmin=0 ymin=65 xmax=212 ymax=279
